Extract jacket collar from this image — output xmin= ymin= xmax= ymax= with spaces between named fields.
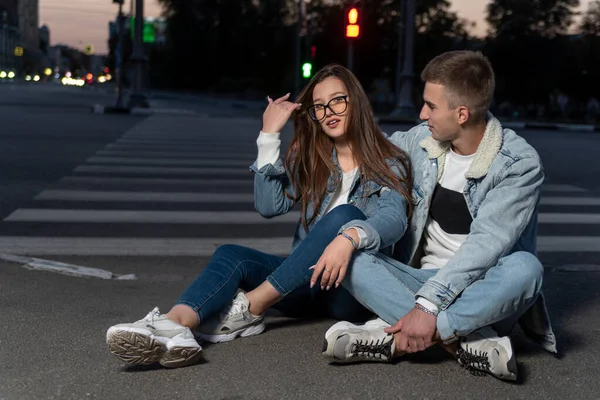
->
xmin=418 ymin=114 xmax=504 ymax=179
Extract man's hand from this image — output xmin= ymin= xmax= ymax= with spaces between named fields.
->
xmin=384 ymin=307 xmax=437 ymax=353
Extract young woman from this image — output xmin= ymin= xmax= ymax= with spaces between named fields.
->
xmin=106 ymin=64 xmax=413 ymax=368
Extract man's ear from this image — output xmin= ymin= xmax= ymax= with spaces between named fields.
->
xmin=457 ymin=106 xmax=470 ymax=125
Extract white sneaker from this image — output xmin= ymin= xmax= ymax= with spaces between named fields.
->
xmin=457 ymin=327 xmax=518 ymax=381
xmin=322 ymin=319 xmax=396 ymax=363
xmin=324 ymin=318 xmax=391 ymax=340
xmin=196 ymin=292 xmax=265 ymax=343
xmin=106 ymin=307 xmax=203 ymax=368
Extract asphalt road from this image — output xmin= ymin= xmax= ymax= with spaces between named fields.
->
xmin=0 ymin=84 xmax=599 ymax=399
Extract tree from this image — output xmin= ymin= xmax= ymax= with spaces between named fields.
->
xmin=580 ymin=0 xmax=600 ymax=35
xmin=486 ymin=0 xmax=580 ymax=38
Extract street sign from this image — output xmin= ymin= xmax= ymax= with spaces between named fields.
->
xmin=84 ymin=44 xmax=94 ymax=55
xmin=14 ymin=46 xmax=23 ymax=57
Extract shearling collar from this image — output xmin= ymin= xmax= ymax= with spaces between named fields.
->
xmin=419 ymin=114 xmax=504 ymax=179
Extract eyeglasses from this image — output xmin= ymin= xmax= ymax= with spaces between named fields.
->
xmin=307 ymin=95 xmax=349 ymax=121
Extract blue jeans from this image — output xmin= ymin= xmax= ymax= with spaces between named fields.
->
xmin=176 ymin=205 xmax=373 ymax=323
xmin=343 ymin=251 xmax=544 ymax=343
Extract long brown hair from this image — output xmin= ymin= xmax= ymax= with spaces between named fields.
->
xmin=285 ymin=64 xmax=413 ymax=231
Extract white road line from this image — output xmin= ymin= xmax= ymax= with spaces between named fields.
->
xmin=539 ymin=197 xmax=600 ymax=206
xmin=95 ymin=149 xmax=255 ymax=160
xmin=35 ymin=190 xmax=254 ymax=203
xmin=3 ymin=209 xmax=301 ymax=224
xmin=86 ymin=156 xmax=252 ymax=167
xmin=538 ymin=213 xmax=600 ymax=224
xmin=59 ymin=176 xmax=253 ymax=186
xmin=0 ymin=236 xmax=596 ymax=256
xmin=73 ymin=165 xmax=248 ymax=175
xmin=541 ymin=184 xmax=588 ymax=192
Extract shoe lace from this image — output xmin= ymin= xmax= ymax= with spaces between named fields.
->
xmin=457 ymin=344 xmax=491 ymax=376
xmin=138 ymin=307 xmax=161 ymax=324
xmin=351 ymin=334 xmax=393 ymax=360
xmin=220 ymin=298 xmax=246 ymax=320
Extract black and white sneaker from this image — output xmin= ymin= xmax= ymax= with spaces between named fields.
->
xmin=457 ymin=327 xmax=518 ymax=381
xmin=322 ymin=319 xmax=396 ymax=363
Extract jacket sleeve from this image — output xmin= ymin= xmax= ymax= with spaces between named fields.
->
xmin=250 ymin=159 xmax=296 ymax=218
xmin=416 ymin=156 xmax=544 ymax=310
xmin=338 ymin=165 xmax=410 ymax=253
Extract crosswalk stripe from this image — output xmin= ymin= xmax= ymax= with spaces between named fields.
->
xmin=95 ymin=149 xmax=256 ymax=159
xmin=3 ymin=209 xmax=301 ymax=224
xmin=538 ymin=213 xmax=600 ymax=224
xmin=32 ymin=188 xmax=600 ymax=207
xmin=73 ymin=165 xmax=248 ymax=175
xmin=86 ymin=156 xmax=252 ymax=167
xmin=59 ymin=176 xmax=253 ymax=186
xmin=35 ymin=190 xmax=254 ymax=203
xmin=539 ymin=197 xmax=600 ymax=206
xmin=541 ymin=184 xmax=588 ymax=192
xmin=106 ymin=143 xmax=255 ymax=152
xmin=0 ymin=236 xmax=597 ymax=256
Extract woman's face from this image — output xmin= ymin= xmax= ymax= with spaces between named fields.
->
xmin=310 ymin=77 xmax=350 ymax=140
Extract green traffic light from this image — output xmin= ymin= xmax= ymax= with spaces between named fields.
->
xmin=302 ymin=62 xmax=312 ymax=78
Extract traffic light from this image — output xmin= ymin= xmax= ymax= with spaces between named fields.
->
xmin=302 ymin=62 xmax=313 ymax=79
xmin=345 ymin=7 xmax=360 ymax=38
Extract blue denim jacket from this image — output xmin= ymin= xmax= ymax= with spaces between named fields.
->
xmin=388 ymin=115 xmax=556 ymax=353
xmin=249 ymin=150 xmax=409 ymax=256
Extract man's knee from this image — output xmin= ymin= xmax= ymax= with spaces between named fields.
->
xmin=343 ymin=252 xmax=380 ymax=289
xmin=501 ymin=251 xmax=544 ymax=294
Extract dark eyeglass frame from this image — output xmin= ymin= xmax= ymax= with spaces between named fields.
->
xmin=307 ymin=95 xmax=349 ymax=121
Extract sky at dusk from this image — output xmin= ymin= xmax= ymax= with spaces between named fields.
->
xmin=39 ymin=0 xmax=593 ymax=55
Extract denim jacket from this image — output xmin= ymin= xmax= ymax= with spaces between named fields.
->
xmin=388 ymin=115 xmax=557 ymax=353
xmin=249 ymin=149 xmax=409 ymax=256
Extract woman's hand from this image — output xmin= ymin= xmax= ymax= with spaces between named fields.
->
xmin=262 ymin=93 xmax=302 ymax=134
xmin=310 ymin=230 xmax=359 ymax=290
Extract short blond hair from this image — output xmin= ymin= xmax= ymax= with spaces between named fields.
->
xmin=421 ymin=51 xmax=495 ymax=122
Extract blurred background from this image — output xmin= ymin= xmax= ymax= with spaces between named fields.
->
xmin=1 ymin=0 xmax=599 ymax=122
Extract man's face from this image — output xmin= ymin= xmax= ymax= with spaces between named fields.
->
xmin=419 ymin=82 xmax=460 ymax=142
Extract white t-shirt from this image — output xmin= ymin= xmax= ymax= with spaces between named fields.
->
xmin=420 ymin=150 xmax=475 ymax=270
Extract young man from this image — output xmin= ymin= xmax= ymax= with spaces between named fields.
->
xmin=321 ymin=51 xmax=556 ymax=381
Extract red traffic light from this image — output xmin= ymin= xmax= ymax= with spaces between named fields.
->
xmin=346 ymin=7 xmax=360 ymax=38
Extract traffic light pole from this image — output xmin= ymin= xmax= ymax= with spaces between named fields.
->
xmin=390 ymin=0 xmax=416 ymax=121
xmin=294 ymin=0 xmax=303 ymax=99
xmin=114 ymin=0 xmax=126 ymax=110
xmin=128 ymin=0 xmax=149 ymax=108
xmin=347 ymin=41 xmax=354 ymax=71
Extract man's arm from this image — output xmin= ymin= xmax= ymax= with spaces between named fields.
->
xmin=416 ymin=155 xmax=544 ymax=310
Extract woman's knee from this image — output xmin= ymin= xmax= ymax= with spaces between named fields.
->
xmin=324 ymin=204 xmax=366 ymax=226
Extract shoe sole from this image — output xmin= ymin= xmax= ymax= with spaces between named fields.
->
xmin=196 ymin=321 xmax=266 ymax=343
xmin=107 ymin=329 xmax=203 ymax=368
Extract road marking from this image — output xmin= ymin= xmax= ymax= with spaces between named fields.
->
xmin=4 ymin=209 xmax=301 ymax=224
xmin=541 ymin=184 xmax=588 ymax=193
xmin=36 ymin=190 xmax=254 ymax=203
xmin=539 ymin=197 xmax=600 ymax=206
xmin=74 ymin=165 xmax=248 ymax=175
xmin=538 ymin=213 xmax=600 ymax=224
xmin=59 ymin=176 xmax=253 ymax=186
xmin=0 ymin=252 xmax=135 ymax=279
xmin=0 ymin=236 xmax=597 ymax=256
xmin=86 ymin=156 xmax=252 ymax=167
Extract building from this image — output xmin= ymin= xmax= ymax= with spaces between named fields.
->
xmin=0 ymin=0 xmax=20 ymax=70
xmin=18 ymin=0 xmax=37 ymax=50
